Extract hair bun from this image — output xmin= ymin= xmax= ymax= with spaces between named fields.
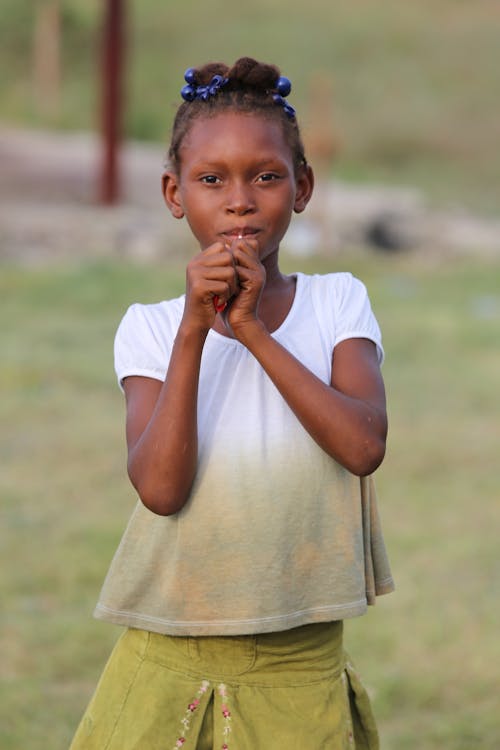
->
xmin=192 ymin=57 xmax=282 ymax=93
xmin=229 ymin=57 xmax=280 ymax=91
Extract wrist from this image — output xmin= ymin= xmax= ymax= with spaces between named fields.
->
xmin=232 ymin=318 xmax=268 ymax=348
xmin=176 ymin=319 xmax=210 ymax=347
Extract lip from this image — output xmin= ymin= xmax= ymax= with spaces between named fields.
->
xmin=221 ymin=227 xmax=261 ymax=240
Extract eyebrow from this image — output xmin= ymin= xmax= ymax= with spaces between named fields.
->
xmin=189 ymin=156 xmax=289 ymax=171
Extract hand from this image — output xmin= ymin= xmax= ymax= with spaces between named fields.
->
xmin=182 ymin=241 xmax=240 ymax=331
xmin=222 ymin=237 xmax=266 ymax=337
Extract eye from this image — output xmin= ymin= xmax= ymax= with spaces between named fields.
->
xmin=200 ymin=175 xmax=221 ymax=184
xmin=257 ymin=173 xmax=280 ymax=183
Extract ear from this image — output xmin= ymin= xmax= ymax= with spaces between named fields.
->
xmin=293 ymin=163 xmax=314 ymax=214
xmin=161 ymin=171 xmax=184 ymax=219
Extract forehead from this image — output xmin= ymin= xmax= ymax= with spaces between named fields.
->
xmin=180 ymin=111 xmax=292 ymax=164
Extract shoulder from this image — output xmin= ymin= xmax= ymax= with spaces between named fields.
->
xmin=298 ymin=271 xmax=371 ymax=319
xmin=114 ymin=295 xmax=185 ymax=389
xmin=121 ymin=295 xmax=184 ymax=326
xmin=299 ymin=271 xmax=366 ymax=299
xmin=118 ymin=296 xmax=185 ymax=336
xmin=297 ymin=271 xmax=383 ymax=363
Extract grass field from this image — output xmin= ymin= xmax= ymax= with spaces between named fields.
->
xmin=1 ymin=251 xmax=499 ymax=749
xmin=1 ymin=0 xmax=499 ymax=214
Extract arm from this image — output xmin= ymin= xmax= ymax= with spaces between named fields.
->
xmin=235 ymin=325 xmax=386 ymax=476
xmin=227 ymin=242 xmax=387 ymax=476
xmin=123 ymin=325 xmax=207 ymax=516
xmin=124 ymin=242 xmax=239 ymax=516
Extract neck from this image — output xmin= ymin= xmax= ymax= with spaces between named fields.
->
xmin=260 ymin=246 xmax=288 ymax=292
xmin=258 ymin=264 xmax=296 ymax=333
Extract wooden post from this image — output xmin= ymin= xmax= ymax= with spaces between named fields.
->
xmin=33 ymin=1 xmax=61 ymax=121
xmin=99 ymin=0 xmax=125 ymax=205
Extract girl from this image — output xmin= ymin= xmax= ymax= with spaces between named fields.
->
xmin=70 ymin=57 xmax=394 ymax=749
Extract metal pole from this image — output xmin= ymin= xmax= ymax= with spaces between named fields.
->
xmin=99 ymin=0 xmax=125 ymax=205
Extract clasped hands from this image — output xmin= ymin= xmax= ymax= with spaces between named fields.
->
xmin=183 ymin=237 xmax=266 ymax=336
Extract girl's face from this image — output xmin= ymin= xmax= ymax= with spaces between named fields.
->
xmin=164 ymin=112 xmax=313 ymax=265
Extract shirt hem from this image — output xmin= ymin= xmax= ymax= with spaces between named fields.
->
xmin=93 ymin=599 xmax=370 ymax=636
xmin=367 ymin=577 xmax=396 ymax=601
xmin=334 ymin=330 xmax=385 ymax=364
xmin=116 ymin=367 xmax=165 ymax=392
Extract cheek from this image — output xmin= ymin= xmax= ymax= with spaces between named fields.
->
xmin=269 ymin=193 xmax=296 ymax=230
xmin=182 ymin=205 xmax=216 ymax=247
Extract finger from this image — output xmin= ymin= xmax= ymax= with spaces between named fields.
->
xmin=202 ymin=240 xmax=227 ymax=255
xmin=187 ymin=250 xmax=238 ymax=292
xmin=187 ymin=272 xmax=236 ymax=301
xmin=229 ymin=236 xmax=259 ymax=258
xmin=231 ymin=246 xmax=258 ymax=269
xmin=201 ymin=265 xmax=240 ymax=309
xmin=197 ymin=247 xmax=235 ymax=269
xmin=231 ymin=255 xmax=264 ymax=291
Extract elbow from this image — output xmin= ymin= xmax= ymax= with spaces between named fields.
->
xmin=139 ymin=490 xmax=188 ymax=516
xmin=352 ymin=412 xmax=388 ymax=476
xmin=346 ymin=435 xmax=387 ymax=477
xmin=127 ymin=464 xmax=191 ymax=516
xmin=357 ymin=444 xmax=386 ymax=476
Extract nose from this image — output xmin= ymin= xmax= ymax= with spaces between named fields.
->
xmin=225 ymin=181 xmax=256 ymax=215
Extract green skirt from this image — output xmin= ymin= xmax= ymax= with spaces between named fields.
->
xmin=69 ymin=622 xmax=379 ymax=749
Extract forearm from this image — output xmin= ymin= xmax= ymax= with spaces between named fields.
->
xmin=127 ymin=324 xmax=208 ymax=515
xmin=237 ymin=321 xmax=387 ymax=475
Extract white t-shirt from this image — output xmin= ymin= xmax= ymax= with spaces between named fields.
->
xmin=95 ymin=272 xmax=394 ymax=636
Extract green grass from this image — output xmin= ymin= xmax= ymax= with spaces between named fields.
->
xmin=1 ymin=0 xmax=499 ymax=213
xmin=1 ymin=252 xmax=500 ymax=749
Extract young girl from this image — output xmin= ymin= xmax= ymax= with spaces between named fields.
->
xmin=70 ymin=57 xmax=394 ymax=750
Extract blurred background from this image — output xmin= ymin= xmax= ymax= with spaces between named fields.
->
xmin=1 ymin=2 xmax=499 ymax=748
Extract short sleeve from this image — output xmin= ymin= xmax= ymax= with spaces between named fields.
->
xmin=114 ymin=301 xmax=182 ymax=391
xmin=333 ymin=273 xmax=384 ymax=364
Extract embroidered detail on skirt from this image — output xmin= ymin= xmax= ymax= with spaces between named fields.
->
xmin=172 ymin=680 xmax=211 ymax=749
xmin=218 ymin=684 xmax=232 ymax=749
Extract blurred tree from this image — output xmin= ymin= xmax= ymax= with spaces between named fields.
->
xmin=305 ymin=71 xmax=341 ymax=178
xmin=33 ymin=1 xmax=61 ymax=121
xmin=99 ymin=0 xmax=126 ymax=205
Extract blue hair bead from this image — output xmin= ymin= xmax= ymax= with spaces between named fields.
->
xmin=180 ymin=70 xmax=229 ymax=103
xmin=181 ymin=84 xmax=196 ymax=102
xmin=276 ymin=76 xmax=292 ymax=97
xmin=272 ymin=78 xmax=296 ymax=118
xmin=272 ymin=92 xmax=295 ymax=118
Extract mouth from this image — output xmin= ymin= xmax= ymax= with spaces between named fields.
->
xmin=221 ymin=227 xmax=261 ymax=241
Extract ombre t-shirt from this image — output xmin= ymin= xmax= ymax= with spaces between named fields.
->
xmin=94 ymin=272 xmax=394 ymax=636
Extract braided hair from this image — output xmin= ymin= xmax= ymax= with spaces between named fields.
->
xmin=167 ymin=57 xmax=307 ymax=174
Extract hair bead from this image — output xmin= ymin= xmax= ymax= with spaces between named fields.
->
xmin=179 ymin=72 xmax=229 ymax=102
xmin=272 ymin=93 xmax=296 ymax=119
xmin=276 ymin=77 xmax=292 ymax=97
xmin=181 ymin=84 xmax=196 ymax=102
